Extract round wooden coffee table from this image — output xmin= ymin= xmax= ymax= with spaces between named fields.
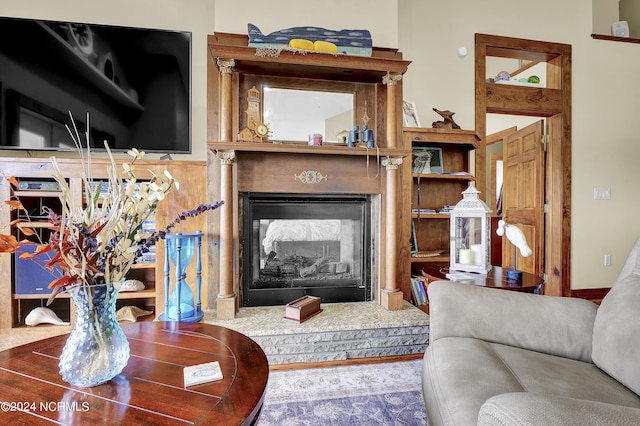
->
xmin=419 ymin=265 xmax=545 ymax=294
xmin=0 ymin=322 xmax=269 ymax=425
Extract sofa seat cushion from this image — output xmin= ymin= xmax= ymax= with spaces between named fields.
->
xmin=423 ymin=337 xmax=640 ymax=426
xmin=478 ymin=393 xmax=640 ymax=426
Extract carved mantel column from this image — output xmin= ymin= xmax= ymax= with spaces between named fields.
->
xmin=383 ymin=72 xmax=402 ymax=149
xmin=216 ymin=150 xmax=237 ymax=319
xmin=381 ymin=156 xmax=404 ymax=310
xmin=217 ymin=58 xmax=235 ymax=142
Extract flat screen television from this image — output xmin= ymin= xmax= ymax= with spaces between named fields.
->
xmin=0 ymin=16 xmax=191 ymax=153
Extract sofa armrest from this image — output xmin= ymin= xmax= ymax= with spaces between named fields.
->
xmin=478 ymin=392 xmax=640 ymax=426
xmin=427 ymin=280 xmax=598 ymax=362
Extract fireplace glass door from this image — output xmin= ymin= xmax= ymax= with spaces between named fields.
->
xmin=242 ymin=193 xmax=371 ymax=306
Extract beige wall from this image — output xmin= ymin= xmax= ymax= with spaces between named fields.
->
xmin=213 ymin=0 xmax=397 ymax=48
xmin=620 ymin=0 xmax=640 ymax=38
xmin=2 ymin=0 xmax=638 ymax=290
xmin=399 ymin=0 xmax=640 ymax=290
xmin=598 ymin=0 xmax=640 ymax=38
xmin=593 ymin=0 xmax=620 ymax=35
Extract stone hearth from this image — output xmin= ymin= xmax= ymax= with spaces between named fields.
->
xmin=203 ymin=301 xmax=429 ymax=365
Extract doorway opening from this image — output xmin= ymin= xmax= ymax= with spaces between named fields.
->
xmin=475 ymin=33 xmax=571 ymax=296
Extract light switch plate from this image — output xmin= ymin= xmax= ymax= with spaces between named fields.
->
xmin=594 ymin=188 xmax=611 ymax=200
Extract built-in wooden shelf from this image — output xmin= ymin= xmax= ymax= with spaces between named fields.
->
xmin=13 ymin=289 xmax=156 ymax=300
xmin=17 ymin=221 xmax=54 ymax=229
xmin=1 ymin=157 xmax=208 ymax=329
xmin=484 ymin=83 xmax=563 ymax=116
xmin=13 ymin=293 xmax=70 ymax=300
xmin=13 ymin=190 xmax=62 ymax=198
xmin=411 ymin=254 xmax=450 ymax=263
xmin=412 ymin=173 xmax=475 ymax=180
xmin=406 ymin=127 xmax=477 ymax=275
xmin=591 ymin=33 xmax=640 ymax=45
xmin=116 ymin=289 xmax=156 ymax=299
xmin=403 ymin=127 xmax=480 ymax=148
xmin=132 ymin=263 xmax=155 ymax=270
xmin=412 ymin=213 xmax=450 ymax=219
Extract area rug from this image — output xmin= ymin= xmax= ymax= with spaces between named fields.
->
xmin=258 ymin=359 xmax=428 ymax=425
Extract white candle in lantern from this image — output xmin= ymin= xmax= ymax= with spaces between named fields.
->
xmin=471 ymin=244 xmax=483 ymax=266
xmin=459 ymin=249 xmax=475 ymax=265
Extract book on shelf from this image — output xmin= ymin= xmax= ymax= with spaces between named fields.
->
xmin=410 ymin=277 xmax=423 ymax=306
xmin=410 ymin=275 xmax=429 ymax=306
xmin=284 ymin=295 xmax=322 ymax=322
xmin=415 ymin=275 xmax=429 ymax=304
xmin=184 ymin=361 xmax=223 ymax=386
xmin=412 ymin=208 xmax=437 ymax=215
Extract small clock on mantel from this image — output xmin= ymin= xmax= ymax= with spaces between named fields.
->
xmin=255 ymin=122 xmax=270 ymax=140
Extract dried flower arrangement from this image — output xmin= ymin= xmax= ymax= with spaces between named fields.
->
xmin=0 ymin=113 xmax=222 ymax=303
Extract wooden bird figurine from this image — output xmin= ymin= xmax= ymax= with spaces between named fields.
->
xmin=432 ymin=108 xmax=461 ymax=129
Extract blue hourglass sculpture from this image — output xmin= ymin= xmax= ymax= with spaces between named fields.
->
xmin=159 ymin=231 xmax=203 ymax=322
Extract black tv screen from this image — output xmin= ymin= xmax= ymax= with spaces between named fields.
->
xmin=0 ymin=16 xmax=191 ymax=153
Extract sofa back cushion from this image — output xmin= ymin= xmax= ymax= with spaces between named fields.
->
xmin=592 ymin=274 xmax=640 ymax=395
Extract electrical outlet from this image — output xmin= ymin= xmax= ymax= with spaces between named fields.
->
xmin=604 ymin=254 xmax=612 ymax=267
xmin=594 ymin=188 xmax=611 ymax=200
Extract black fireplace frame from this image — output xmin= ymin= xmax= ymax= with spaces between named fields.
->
xmin=241 ymin=192 xmax=372 ymax=307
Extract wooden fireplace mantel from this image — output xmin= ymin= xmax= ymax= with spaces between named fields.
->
xmin=207 ymin=32 xmax=411 ymax=83
xmin=211 ymin=142 xmax=411 ymax=158
xmin=207 ymin=32 xmax=412 ymax=319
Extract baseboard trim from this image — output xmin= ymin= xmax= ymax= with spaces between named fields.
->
xmin=571 ymin=287 xmax=610 ymax=304
xmin=269 ymin=353 xmax=424 ymax=371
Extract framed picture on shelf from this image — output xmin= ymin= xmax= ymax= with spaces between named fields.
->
xmin=402 ymin=100 xmax=420 ymax=127
xmin=412 ymin=147 xmax=443 ymax=174
xmin=411 ymin=221 xmax=418 ymax=254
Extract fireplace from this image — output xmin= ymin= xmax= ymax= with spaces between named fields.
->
xmin=242 ymin=193 xmax=371 ymax=307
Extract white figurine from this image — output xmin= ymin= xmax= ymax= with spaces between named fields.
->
xmin=496 ymin=219 xmax=532 ymax=257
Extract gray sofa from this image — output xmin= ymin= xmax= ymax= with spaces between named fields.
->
xmin=422 ymin=237 xmax=640 ymax=425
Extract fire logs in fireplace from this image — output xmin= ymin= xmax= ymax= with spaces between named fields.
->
xmin=262 ymin=247 xmax=348 ymax=279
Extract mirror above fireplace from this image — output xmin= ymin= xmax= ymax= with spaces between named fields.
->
xmin=239 ymin=72 xmax=377 ymax=146
xmin=263 ymin=87 xmax=354 ymax=142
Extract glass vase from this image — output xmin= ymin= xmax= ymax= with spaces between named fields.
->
xmin=58 ymin=282 xmax=130 ymax=387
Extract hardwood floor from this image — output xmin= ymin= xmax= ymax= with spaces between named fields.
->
xmin=0 ymin=324 xmax=71 ymax=352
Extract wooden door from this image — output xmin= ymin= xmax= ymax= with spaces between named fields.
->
xmin=501 ymin=120 xmax=545 ymax=275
